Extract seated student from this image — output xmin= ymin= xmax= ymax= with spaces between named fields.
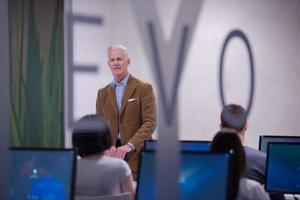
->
xmin=220 ymin=104 xmax=285 ymax=200
xmin=211 ymin=130 xmax=270 ymax=200
xmin=72 ymin=114 xmax=135 ymax=200
xmin=220 ymin=104 xmax=266 ymax=184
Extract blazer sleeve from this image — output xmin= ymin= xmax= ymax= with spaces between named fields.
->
xmin=96 ymin=89 xmax=104 ymax=117
xmin=128 ymin=83 xmax=157 ymax=150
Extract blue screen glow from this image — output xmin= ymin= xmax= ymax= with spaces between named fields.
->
xmin=9 ymin=149 xmax=76 ymax=200
xmin=266 ymin=143 xmax=300 ymax=193
xmin=136 ymin=151 xmax=230 ymax=200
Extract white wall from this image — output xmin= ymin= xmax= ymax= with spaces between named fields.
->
xmin=65 ymin=0 xmax=300 ymax=149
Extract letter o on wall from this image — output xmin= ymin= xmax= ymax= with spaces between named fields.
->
xmin=219 ymin=30 xmax=255 ymax=128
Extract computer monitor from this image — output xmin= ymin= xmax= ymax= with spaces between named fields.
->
xmin=144 ymin=140 xmax=211 ymax=152
xmin=136 ymin=150 xmax=232 ymax=200
xmin=9 ymin=148 xmax=77 ymax=200
xmin=265 ymin=142 xmax=300 ymax=194
xmin=259 ymin=135 xmax=300 ymax=153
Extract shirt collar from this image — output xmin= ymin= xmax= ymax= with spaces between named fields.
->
xmin=113 ymin=73 xmax=130 ymax=86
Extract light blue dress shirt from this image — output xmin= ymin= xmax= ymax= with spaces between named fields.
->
xmin=113 ymin=73 xmax=134 ymax=150
xmin=113 ymin=73 xmax=130 ymax=113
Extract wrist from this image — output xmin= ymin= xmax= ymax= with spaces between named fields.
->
xmin=127 ymin=143 xmax=135 ymax=151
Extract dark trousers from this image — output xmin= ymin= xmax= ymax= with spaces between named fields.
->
xmin=115 ymin=138 xmax=122 ymax=147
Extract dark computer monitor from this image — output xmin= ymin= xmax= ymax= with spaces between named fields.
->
xmin=144 ymin=140 xmax=211 ymax=152
xmin=136 ymin=150 xmax=232 ymax=200
xmin=265 ymin=142 xmax=300 ymax=194
xmin=259 ymin=135 xmax=300 ymax=153
xmin=9 ymin=148 xmax=77 ymax=200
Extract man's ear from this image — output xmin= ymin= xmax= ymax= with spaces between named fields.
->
xmin=127 ymin=58 xmax=131 ymax=65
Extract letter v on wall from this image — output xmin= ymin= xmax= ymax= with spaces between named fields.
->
xmin=131 ymin=1 xmax=203 ymax=200
xmin=131 ymin=0 xmax=203 ymax=126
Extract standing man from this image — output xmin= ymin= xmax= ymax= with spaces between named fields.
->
xmin=96 ymin=44 xmax=156 ymax=180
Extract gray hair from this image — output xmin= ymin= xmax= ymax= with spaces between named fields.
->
xmin=107 ymin=44 xmax=129 ymax=59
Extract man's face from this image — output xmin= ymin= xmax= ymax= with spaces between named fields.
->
xmin=107 ymin=49 xmax=130 ymax=82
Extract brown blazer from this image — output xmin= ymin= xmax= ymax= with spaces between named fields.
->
xmin=96 ymin=75 xmax=156 ymax=179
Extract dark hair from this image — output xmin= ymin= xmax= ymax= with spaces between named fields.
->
xmin=220 ymin=103 xmax=247 ymax=132
xmin=72 ymin=115 xmax=112 ymax=157
xmin=210 ymin=130 xmax=246 ymax=200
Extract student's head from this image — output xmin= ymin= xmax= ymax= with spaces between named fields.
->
xmin=210 ymin=130 xmax=246 ymax=200
xmin=220 ymin=104 xmax=248 ymax=142
xmin=72 ymin=114 xmax=112 ymax=157
xmin=210 ymin=130 xmax=246 ymax=177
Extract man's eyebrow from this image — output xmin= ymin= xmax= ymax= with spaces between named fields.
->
xmin=109 ymin=57 xmax=123 ymax=60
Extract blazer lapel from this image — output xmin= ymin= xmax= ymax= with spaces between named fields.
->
xmin=108 ymin=83 xmax=118 ymax=116
xmin=120 ymin=75 xmax=137 ymax=115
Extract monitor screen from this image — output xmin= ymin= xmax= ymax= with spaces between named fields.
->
xmin=259 ymin=135 xmax=300 ymax=153
xmin=136 ymin=150 xmax=231 ymax=200
xmin=265 ymin=142 xmax=300 ymax=194
xmin=144 ymin=140 xmax=211 ymax=152
xmin=9 ymin=148 xmax=76 ymax=200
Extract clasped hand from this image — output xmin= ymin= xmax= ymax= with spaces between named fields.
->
xmin=105 ymin=145 xmax=131 ymax=159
